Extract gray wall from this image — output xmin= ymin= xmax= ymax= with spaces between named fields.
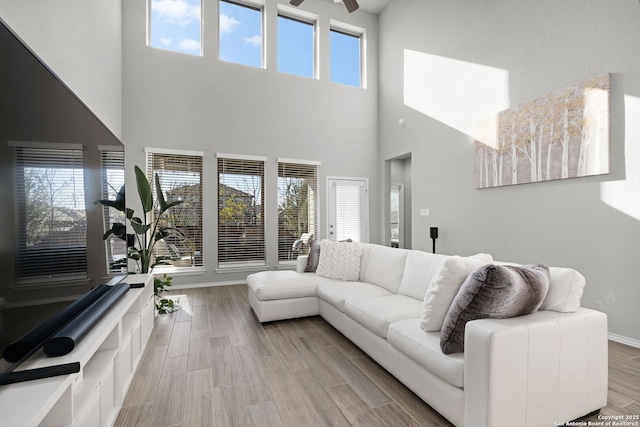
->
xmin=122 ymin=0 xmax=380 ymax=285
xmin=0 ymin=0 xmax=123 ymax=139
xmin=379 ymin=0 xmax=640 ymax=342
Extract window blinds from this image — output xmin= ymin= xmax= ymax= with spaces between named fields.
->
xmin=147 ymin=151 xmax=203 ymax=268
xmin=217 ymin=156 xmax=265 ymax=267
xmin=13 ymin=146 xmax=87 ymax=283
xmin=277 ymin=161 xmax=318 ymax=262
xmin=335 ymin=183 xmax=363 ymax=242
xmin=100 ymin=149 xmax=126 ymax=274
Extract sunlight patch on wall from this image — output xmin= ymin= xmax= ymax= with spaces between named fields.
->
xmin=600 ymin=94 xmax=640 ymax=221
xmin=403 ymin=50 xmax=510 ymax=138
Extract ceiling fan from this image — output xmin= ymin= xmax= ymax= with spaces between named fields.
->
xmin=290 ymin=0 xmax=360 ymax=13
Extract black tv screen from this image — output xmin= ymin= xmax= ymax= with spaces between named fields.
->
xmin=0 ymin=17 xmax=125 ymax=365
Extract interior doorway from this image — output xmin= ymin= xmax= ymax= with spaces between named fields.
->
xmin=386 ymin=155 xmax=412 ymax=249
xmin=390 ymin=183 xmax=404 ymax=248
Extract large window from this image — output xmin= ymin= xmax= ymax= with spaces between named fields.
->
xmin=147 ymin=149 xmax=204 ymax=269
xmin=12 ymin=143 xmax=87 ymax=283
xmin=100 ymin=147 xmax=126 ymax=274
xmin=219 ymin=0 xmax=263 ymax=68
xmin=217 ymin=154 xmax=265 ymax=268
xmin=149 ymin=0 xmax=202 ymax=56
xmin=278 ymin=160 xmax=319 ymax=262
xmin=330 ymin=24 xmax=363 ymax=87
xmin=277 ymin=13 xmax=316 ymax=78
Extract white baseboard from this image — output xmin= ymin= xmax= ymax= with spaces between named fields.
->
xmin=608 ymin=332 xmax=640 ymax=349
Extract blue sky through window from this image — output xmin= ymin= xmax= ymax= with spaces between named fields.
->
xmin=219 ymin=0 xmax=262 ymax=67
xmin=150 ymin=0 xmax=202 ymax=56
xmin=330 ymin=29 xmax=361 ymax=87
xmin=148 ymin=1 xmax=363 ymax=86
xmin=278 ymin=15 xmax=314 ymax=78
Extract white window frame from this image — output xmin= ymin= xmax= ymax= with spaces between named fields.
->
xmin=277 ymin=5 xmax=319 ymax=79
xmin=329 ymin=20 xmax=366 ymax=89
xmin=147 ymin=0 xmax=204 ymax=57
xmin=277 ymin=158 xmax=320 ymax=264
xmin=216 ymin=152 xmax=267 ymax=272
xmin=219 ymin=0 xmax=266 ymax=68
xmin=145 ymin=147 xmax=205 ymax=275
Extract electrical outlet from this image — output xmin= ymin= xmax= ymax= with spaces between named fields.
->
xmin=420 ymin=208 xmax=430 ymax=217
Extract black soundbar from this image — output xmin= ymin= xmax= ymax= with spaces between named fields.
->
xmin=43 ymin=282 xmax=130 ymax=357
xmin=2 ymin=285 xmax=110 ymax=363
xmin=0 ymin=362 xmax=80 ymax=386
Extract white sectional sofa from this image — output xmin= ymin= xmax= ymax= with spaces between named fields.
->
xmin=246 ymin=243 xmax=608 ymax=427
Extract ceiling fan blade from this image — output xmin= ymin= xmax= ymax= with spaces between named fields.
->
xmin=343 ymin=0 xmax=359 ymax=13
xmin=290 ymin=0 xmax=304 ymax=6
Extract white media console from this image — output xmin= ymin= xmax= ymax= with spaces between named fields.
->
xmin=0 ymin=274 xmax=154 ymax=427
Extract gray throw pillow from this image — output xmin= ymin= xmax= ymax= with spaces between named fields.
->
xmin=440 ymin=264 xmax=550 ymax=354
xmin=304 ymin=240 xmax=321 ymax=272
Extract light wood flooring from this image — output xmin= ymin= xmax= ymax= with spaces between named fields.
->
xmin=115 ymin=285 xmax=640 ymax=427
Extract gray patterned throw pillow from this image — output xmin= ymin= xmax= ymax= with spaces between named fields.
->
xmin=440 ymin=263 xmax=550 ymax=354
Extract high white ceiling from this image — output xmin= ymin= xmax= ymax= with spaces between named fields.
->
xmin=357 ymin=0 xmax=392 ymax=14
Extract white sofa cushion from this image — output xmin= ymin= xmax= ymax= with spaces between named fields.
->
xmin=357 ymin=243 xmax=374 ymax=281
xmin=247 ymin=271 xmax=318 ymax=301
xmin=388 ymin=319 xmax=465 ymax=388
xmin=397 ymin=251 xmax=449 ymax=300
xmin=420 ymin=253 xmax=493 ymax=332
xmin=344 ymin=295 xmax=422 ymax=338
xmin=361 ymin=245 xmax=408 ymax=293
xmin=317 ymin=278 xmax=393 ymax=312
xmin=316 ymin=239 xmax=363 ymax=281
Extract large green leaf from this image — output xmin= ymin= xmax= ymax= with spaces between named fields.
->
xmin=95 ymin=184 xmax=125 ymax=212
xmin=130 ymin=218 xmax=151 ymax=235
xmin=113 ymin=184 xmax=126 ymax=211
xmin=154 ymin=226 xmax=185 ymax=242
xmin=155 ymin=173 xmax=167 ymax=212
xmin=103 ymin=222 xmax=126 ymax=241
xmin=161 ymin=200 xmax=184 ymax=215
xmin=155 ymin=173 xmax=184 ymax=215
xmin=135 ymin=165 xmax=153 ymax=214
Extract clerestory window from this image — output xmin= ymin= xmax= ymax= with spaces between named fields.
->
xmin=330 ymin=23 xmax=364 ymax=88
xmin=277 ymin=11 xmax=316 ymax=78
xmin=219 ymin=0 xmax=263 ymax=68
xmin=149 ymin=0 xmax=203 ymax=56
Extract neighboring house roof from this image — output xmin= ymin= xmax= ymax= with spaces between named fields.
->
xmin=218 ymin=183 xmax=254 ymax=199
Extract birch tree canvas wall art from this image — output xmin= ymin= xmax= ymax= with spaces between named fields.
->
xmin=474 ymin=74 xmax=610 ymax=189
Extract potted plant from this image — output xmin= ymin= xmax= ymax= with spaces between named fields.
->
xmin=97 ymin=165 xmax=185 ymax=274
xmin=154 ymin=273 xmax=179 ymax=314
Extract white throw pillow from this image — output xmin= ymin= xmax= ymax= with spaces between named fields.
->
xmin=420 ymin=253 xmax=493 ymax=332
xmin=315 ymin=239 xmax=362 ymax=282
xmin=540 ymin=267 xmax=585 ymax=312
